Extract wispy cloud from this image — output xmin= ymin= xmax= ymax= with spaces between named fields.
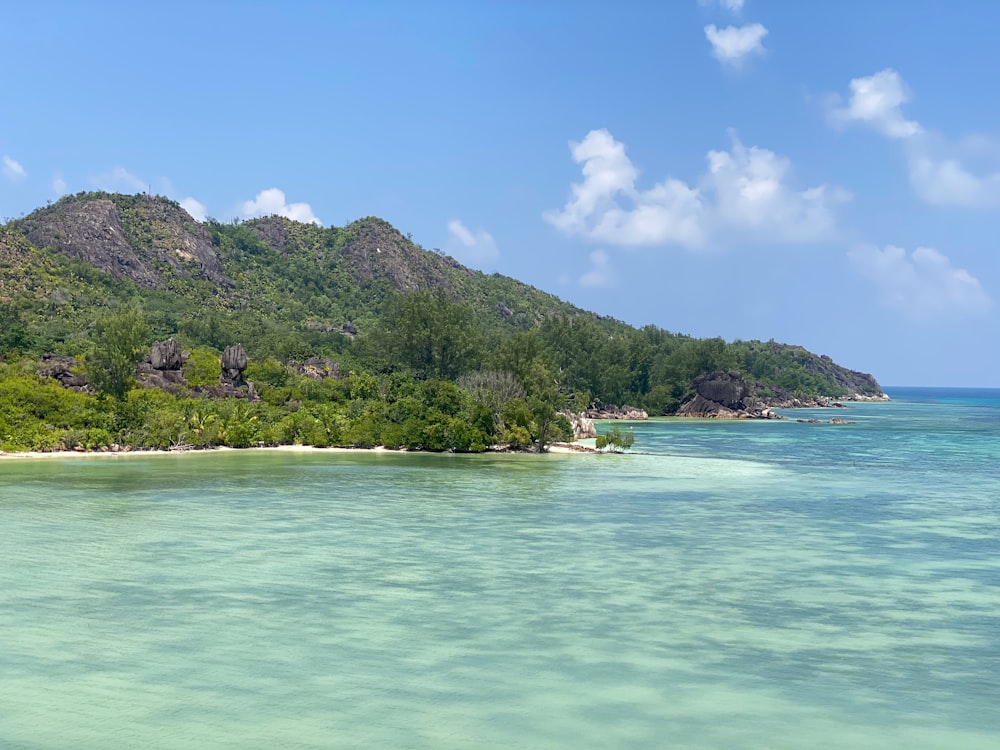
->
xmin=52 ymin=174 xmax=68 ymax=196
xmin=848 ymin=244 xmax=991 ymax=322
xmin=827 ymin=69 xmax=1000 ymax=208
xmin=445 ymin=219 xmax=499 ymax=266
xmin=2 ymin=155 xmax=27 ymax=182
xmin=704 ymin=23 xmax=767 ymax=68
xmin=579 ymin=249 xmax=617 ymax=288
xmin=544 ymin=128 xmax=848 ymax=250
xmin=905 ymin=133 xmax=1000 ymax=208
xmin=240 ymin=188 xmax=321 ymax=225
xmin=180 ymin=197 xmax=208 ymax=222
xmin=699 ymin=0 xmax=745 ymax=12
xmin=90 ymin=167 xmax=147 ymax=193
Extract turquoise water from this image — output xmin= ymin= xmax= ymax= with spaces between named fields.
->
xmin=1 ymin=387 xmax=998 ymax=748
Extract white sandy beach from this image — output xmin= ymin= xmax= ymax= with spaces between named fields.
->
xmin=0 ymin=442 xmax=596 ymax=460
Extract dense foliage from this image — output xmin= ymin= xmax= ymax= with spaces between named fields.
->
xmin=0 ymin=193 xmax=882 ymax=453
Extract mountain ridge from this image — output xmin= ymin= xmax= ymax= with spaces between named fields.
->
xmin=1 ymin=191 xmax=884 ymax=410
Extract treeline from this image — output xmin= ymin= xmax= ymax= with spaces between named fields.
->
xmin=0 ymin=296 xmax=575 ymax=453
xmin=0 ymin=288 xmax=876 ymax=453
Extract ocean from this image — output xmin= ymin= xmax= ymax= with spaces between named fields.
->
xmin=1 ymin=387 xmax=997 ymax=748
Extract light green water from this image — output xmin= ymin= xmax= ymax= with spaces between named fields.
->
xmin=1 ymin=389 xmax=998 ymax=748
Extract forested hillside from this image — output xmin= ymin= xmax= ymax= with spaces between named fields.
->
xmin=0 ymin=192 xmax=884 ymax=452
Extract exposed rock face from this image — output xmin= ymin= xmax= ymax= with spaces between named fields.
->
xmin=150 ymin=338 xmax=182 ymax=371
xmin=678 ymin=371 xmax=779 ymax=419
xmin=584 ymin=406 xmax=649 ymax=420
xmin=13 ymin=194 xmax=231 ymax=289
xmin=693 ymin=370 xmax=748 ymax=409
xmin=221 ymin=344 xmax=248 ymax=386
xmin=138 ymin=368 xmax=188 ymax=394
xmin=291 ymin=357 xmax=342 ymax=380
xmin=248 ymin=216 xmax=292 ymax=256
xmin=39 ymin=354 xmax=89 ymax=390
xmin=138 ymin=340 xmax=187 ymax=394
xmin=20 ymin=199 xmax=159 ymax=286
xmin=561 ymin=411 xmax=597 ymax=439
xmin=809 ymin=354 xmax=883 ymax=398
xmin=341 ymin=217 xmax=469 ymax=292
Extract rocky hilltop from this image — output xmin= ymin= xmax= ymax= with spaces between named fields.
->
xmin=14 ymin=194 xmax=230 ymax=288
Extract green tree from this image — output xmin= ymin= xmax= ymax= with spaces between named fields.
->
xmin=0 ymin=304 xmax=33 ymax=355
xmin=595 ymin=425 xmax=635 ymax=453
xmin=88 ymin=305 xmax=150 ymax=400
xmin=370 ymin=290 xmax=481 ymax=380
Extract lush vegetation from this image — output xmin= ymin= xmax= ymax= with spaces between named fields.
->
xmin=0 ymin=193 xmax=882 ymax=453
xmin=596 ymin=425 xmax=636 ymax=453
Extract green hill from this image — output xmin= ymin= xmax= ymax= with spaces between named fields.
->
xmin=0 ymin=192 xmax=884 ymax=453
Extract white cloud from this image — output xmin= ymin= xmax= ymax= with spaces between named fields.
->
xmin=2 ymin=155 xmax=27 ymax=181
xmin=905 ymin=134 xmax=1000 ymax=208
xmin=704 ymin=23 xmax=767 ymax=67
xmin=705 ymin=131 xmax=851 ymax=241
xmin=848 ymin=244 xmax=991 ymax=322
xmin=90 ymin=166 xmax=147 ymax=193
xmin=240 ymin=188 xmax=321 ymax=225
xmin=827 ymin=69 xmax=922 ymax=139
xmin=544 ymin=128 xmax=847 ymax=249
xmin=445 ymin=219 xmax=499 ymax=266
xmin=543 ymin=129 xmax=705 ymax=247
xmin=699 ymin=0 xmax=745 ymax=11
xmin=52 ymin=174 xmax=68 ymax=196
xmin=180 ymin=197 xmax=208 ymax=222
xmin=827 ymin=69 xmax=1000 ymax=208
xmin=579 ymin=249 xmax=617 ymax=288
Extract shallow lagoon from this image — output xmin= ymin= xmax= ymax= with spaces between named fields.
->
xmin=2 ymin=388 xmax=998 ymax=748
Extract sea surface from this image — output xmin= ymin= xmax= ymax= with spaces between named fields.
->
xmin=1 ymin=387 xmax=998 ymax=749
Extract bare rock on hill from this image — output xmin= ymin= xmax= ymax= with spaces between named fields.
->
xmin=221 ymin=344 xmax=248 ymax=386
xmin=291 ymin=357 xmax=342 ymax=380
xmin=150 ymin=338 xmax=183 ymax=371
xmin=342 ymin=217 xmax=471 ymax=292
xmin=14 ymin=194 xmax=231 ymax=289
xmin=39 ymin=354 xmax=89 ymax=390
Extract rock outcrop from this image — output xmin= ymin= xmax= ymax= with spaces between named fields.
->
xmin=221 ymin=344 xmax=248 ymax=387
xmin=13 ymin=194 xmax=231 ymax=289
xmin=137 ymin=339 xmax=188 ymax=393
xmin=561 ymin=411 xmax=597 ymax=439
xmin=150 ymin=338 xmax=182 ymax=371
xmin=584 ymin=405 xmax=649 ymax=420
xmin=677 ymin=371 xmax=780 ymax=419
xmin=291 ymin=357 xmax=342 ymax=380
xmin=39 ymin=354 xmax=89 ymax=390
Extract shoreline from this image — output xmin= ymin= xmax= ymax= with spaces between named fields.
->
xmin=0 ymin=442 xmax=597 ymax=461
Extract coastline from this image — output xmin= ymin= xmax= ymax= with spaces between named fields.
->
xmin=0 ymin=442 xmax=596 ymax=461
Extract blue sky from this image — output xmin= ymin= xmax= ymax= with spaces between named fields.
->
xmin=2 ymin=0 xmax=998 ymax=386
